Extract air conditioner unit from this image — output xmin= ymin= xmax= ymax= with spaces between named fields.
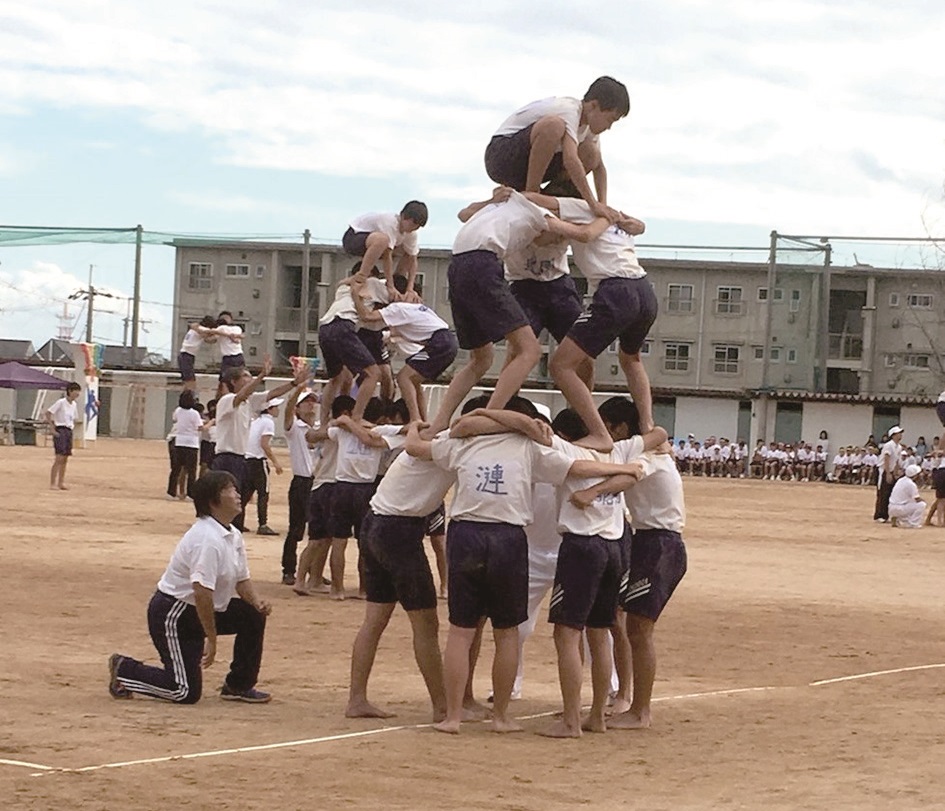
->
xmin=891 ymin=318 xmax=901 ymax=328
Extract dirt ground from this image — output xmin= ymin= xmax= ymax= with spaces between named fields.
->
xmin=2 ymin=437 xmax=944 ymax=810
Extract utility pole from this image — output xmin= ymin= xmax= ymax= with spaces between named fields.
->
xmin=122 ymin=296 xmax=153 ymax=346
xmin=131 ymin=224 xmax=143 ymax=361
xmin=69 ymin=264 xmax=117 ymax=344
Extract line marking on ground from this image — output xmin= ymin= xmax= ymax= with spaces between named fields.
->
xmin=809 ymin=662 xmax=945 ymax=686
xmin=24 ymin=662 xmax=943 ymax=777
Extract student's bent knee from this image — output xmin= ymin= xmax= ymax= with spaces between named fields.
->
xmin=530 ymin=115 xmax=567 ymax=143
xmin=626 ymin=614 xmax=654 ymax=641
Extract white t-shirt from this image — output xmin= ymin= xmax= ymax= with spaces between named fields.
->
xmin=214 ymin=392 xmax=265 ymax=456
xmin=557 ymin=198 xmax=646 ymax=288
xmin=328 ymin=423 xmax=403 ymax=483
xmin=245 ymin=413 xmax=276 ymax=460
xmin=311 ymin=435 xmax=339 ymax=489
xmin=611 ymin=439 xmax=686 ymax=532
xmin=216 ymin=324 xmax=243 ymax=357
xmin=526 ymin=482 xmax=562 ymax=557
xmin=179 ymin=327 xmax=204 ymax=355
xmin=452 ymin=191 xmax=551 ymax=260
xmin=504 ymin=240 xmax=570 ymax=283
xmin=493 ymin=96 xmax=592 ymax=147
xmin=286 ymin=417 xmax=314 ymax=477
xmin=349 ymin=212 xmax=420 ymax=256
xmin=552 ymin=437 xmax=625 ymax=540
xmin=431 ymin=433 xmax=573 ymax=525
xmin=890 ymin=476 xmax=919 ymax=507
xmin=48 ymin=396 xmax=78 ymax=429
xmin=379 ymin=302 xmax=449 ymax=345
xmin=156 ymin=517 xmax=251 ymax=612
xmin=174 ymin=408 xmax=203 ymax=449
xmin=878 ymin=439 xmax=901 ymax=476
xmin=370 ymin=434 xmax=457 ymax=517
xmin=320 ymin=278 xmax=389 ymax=326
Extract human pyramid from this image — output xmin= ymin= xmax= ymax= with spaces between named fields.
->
xmin=109 ymin=77 xmax=689 ymax=739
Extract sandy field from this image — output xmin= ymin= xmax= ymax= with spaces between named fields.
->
xmin=2 ymin=437 xmax=944 ymax=810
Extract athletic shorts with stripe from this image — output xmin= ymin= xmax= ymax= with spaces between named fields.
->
xmin=548 ymin=532 xmax=623 ymax=630
xmin=619 ymin=529 xmax=687 ymax=621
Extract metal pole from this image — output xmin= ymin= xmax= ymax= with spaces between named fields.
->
xmin=300 ymin=229 xmax=311 ymax=356
xmin=86 ymin=264 xmax=94 ymax=343
xmin=131 ymin=224 xmax=143 ymax=362
xmin=817 ymin=239 xmax=832 ymax=393
xmin=757 ymin=231 xmax=779 ymax=442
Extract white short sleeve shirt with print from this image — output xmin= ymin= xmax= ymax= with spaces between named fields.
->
xmin=551 ymin=437 xmax=625 ymax=540
xmin=452 ymin=192 xmax=552 ymax=260
xmin=349 ymin=212 xmax=420 ymax=256
xmin=493 ymin=96 xmax=590 ymax=146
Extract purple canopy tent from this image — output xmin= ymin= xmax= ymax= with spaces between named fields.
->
xmin=0 ymin=361 xmax=70 ymax=390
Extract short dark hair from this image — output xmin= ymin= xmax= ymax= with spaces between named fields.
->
xmin=221 ymin=366 xmax=247 ymax=392
xmin=504 ymin=395 xmax=539 ymax=419
xmin=387 ymin=398 xmax=410 ymax=424
xmin=65 ymin=382 xmax=81 ymax=395
xmin=193 ymin=471 xmax=238 ymax=518
xmin=179 ymin=390 xmax=197 ymax=409
xmin=217 ymin=310 xmax=233 ymax=323
xmin=598 ymin=395 xmax=640 ymax=437
xmin=194 ymin=402 xmax=205 ymax=415
xmin=552 ymin=408 xmax=589 ymax=442
xmin=461 ymin=394 xmax=491 ymax=415
xmin=206 ymin=398 xmax=218 ymax=417
xmin=331 ymin=394 xmax=356 ymax=418
xmin=199 ymin=315 xmax=217 ymax=329
xmin=392 ymin=275 xmax=408 ymax=295
xmin=584 ymin=76 xmax=630 ymax=117
xmin=363 ymin=396 xmax=386 ymax=423
xmin=401 ymin=200 xmax=428 ymax=227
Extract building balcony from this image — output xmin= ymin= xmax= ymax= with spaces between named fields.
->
xmin=828 ymin=333 xmax=863 ymax=360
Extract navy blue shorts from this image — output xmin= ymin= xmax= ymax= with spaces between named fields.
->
xmin=620 ymin=529 xmax=687 ymax=621
xmin=448 ymin=251 xmax=529 ymax=350
xmin=406 ymin=329 xmax=459 ymax=381
xmin=308 ymin=483 xmax=334 ymax=540
xmin=342 ymin=227 xmax=370 ymax=257
xmin=328 ymin=480 xmax=374 ymax=539
xmin=210 ymin=452 xmax=248 ymax=493
xmin=199 ymin=440 xmax=215 ymax=468
xmin=53 ymin=426 xmax=73 ymax=456
xmin=937 ymin=401 xmax=945 ymax=428
xmin=548 ymin=532 xmax=623 ymax=630
xmin=484 ymin=124 xmax=564 ymax=191
xmin=933 ymin=467 xmax=945 ymax=499
xmin=425 ymin=503 xmax=446 ymax=536
xmin=178 ymin=351 xmax=196 ymax=382
xmin=360 ymin=511 xmax=438 ymax=611
xmin=567 ymin=277 xmax=658 ymax=359
xmin=510 ymin=276 xmax=583 ymax=342
xmin=446 ymin=520 xmax=529 ymax=629
xmin=219 ymin=353 xmax=245 ymax=380
xmin=357 ymin=328 xmax=390 ymax=366
xmin=318 ymin=318 xmax=377 ymax=379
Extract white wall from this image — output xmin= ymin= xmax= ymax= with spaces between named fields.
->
xmin=800 ymin=402 xmax=874 ymax=456
xmin=675 ymin=396 xmax=739 ymax=441
xmin=900 ymin=405 xmax=944 ymax=451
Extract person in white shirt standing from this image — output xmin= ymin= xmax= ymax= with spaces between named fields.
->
xmin=243 ymin=398 xmax=284 ymax=536
xmin=177 ymin=315 xmax=217 ymax=391
xmin=169 ymin=390 xmax=204 ymax=500
xmin=281 ymin=384 xmax=320 ymax=585
xmin=108 ymin=471 xmax=273 ymax=704
xmin=874 ymin=426 xmax=904 ymax=522
xmin=889 ymin=464 xmax=925 ymax=528
xmin=45 ymin=381 xmax=81 ymax=490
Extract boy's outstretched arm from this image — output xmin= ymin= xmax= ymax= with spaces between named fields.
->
xmin=405 ymin=421 xmax=434 ymax=460
xmin=567 ymin=459 xmax=644 ymax=481
xmin=450 ymin=408 xmax=552 ymax=446
xmin=570 ymin=472 xmax=641 ymax=510
xmin=457 ymin=186 xmax=513 ymax=222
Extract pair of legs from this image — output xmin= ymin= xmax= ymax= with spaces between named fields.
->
xmin=50 ymin=454 xmax=70 ymax=489
xmin=525 ymin=115 xmax=603 ymax=193
xmin=293 ymin=538 xmax=331 ymax=594
xmin=398 ymin=366 xmax=428 ymax=423
xmin=608 ymin=613 xmax=656 ymax=729
xmin=168 ymin=446 xmax=198 ymax=499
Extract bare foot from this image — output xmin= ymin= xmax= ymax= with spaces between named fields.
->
xmin=607 ymin=697 xmax=631 ymax=716
xmin=352 ymin=591 xmax=367 ymax=601
xmin=58 ymin=484 xmax=69 ymax=490
xmin=345 ymin=700 xmax=396 ymax=719
xmin=309 ymin=583 xmax=330 ymax=594
xmin=292 ymin=584 xmax=311 ymax=596
xmin=433 ymin=719 xmax=461 ymax=735
xmin=581 ymin=715 xmax=607 ymax=733
xmin=461 ymin=699 xmax=490 ymax=722
xmin=329 ymin=590 xmax=346 ymax=601
xmin=490 ymin=716 xmax=524 ymax=734
xmin=608 ymin=709 xmax=651 ymax=729
xmin=537 ymin=719 xmax=581 ymax=738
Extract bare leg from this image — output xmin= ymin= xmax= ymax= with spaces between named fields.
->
xmin=329 ymin=538 xmax=347 ymax=599
xmin=319 ymin=376 xmax=340 ymax=429
xmin=57 ymin=456 xmax=69 ymax=489
xmin=427 ymin=345 xmax=493 ymax=435
xmin=583 ymin=627 xmax=613 ymax=733
xmin=486 ymin=326 xmax=541 ymax=412
xmin=430 ymin=533 xmax=448 ymax=599
xmin=489 ymin=626 xmax=524 ymax=733
xmin=525 ymin=116 xmax=567 ymax=192
xmin=398 ymin=367 xmax=425 ymax=423
xmin=308 ymin=539 xmax=331 ymax=591
xmin=355 ymin=232 xmax=392 ymax=282
xmin=433 ymin=624 xmax=478 ymax=734
xmin=550 ymin=338 xmax=612 ymax=452
xmin=619 ymin=349 xmax=654 ymax=433
xmin=610 ymin=614 xmax=655 ymax=729
xmin=609 ymin=610 xmax=633 ymax=715
xmin=346 ymin=602 xmax=397 ymax=718
xmin=539 ymin=624 xmax=584 ymax=738
xmin=406 ymin=608 xmax=447 ymax=721
xmin=378 ymin=364 xmax=395 ymax=402
xmin=463 ymin=619 xmax=489 ymax=720
xmin=352 ymin=364 xmax=381 ymax=421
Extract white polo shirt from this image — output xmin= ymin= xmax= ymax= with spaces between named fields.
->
xmin=286 ymin=417 xmax=315 ymax=477
xmin=329 ymin=423 xmax=403 ymax=483
xmin=311 ymin=434 xmax=339 ymax=489
xmin=613 ymin=446 xmax=686 ymax=533
xmin=431 ymin=433 xmax=573 ymax=526
xmin=349 ymin=212 xmax=420 ymax=256
xmin=216 ymin=324 xmax=243 ymax=358
xmin=493 ymin=96 xmax=591 ymax=146
xmin=378 ymin=302 xmax=448 ymax=344
xmin=174 ymin=407 xmax=203 ymax=450
xmin=370 ymin=432 xmax=456 ymax=518
xmin=890 ymin=476 xmax=920 ymax=507
xmin=157 ymin=517 xmax=250 ymax=612
xmin=320 ymin=278 xmax=390 ymax=327
xmin=245 ymin=413 xmax=276 ymax=460
xmin=179 ymin=327 xmax=204 ymax=355
xmin=215 ymin=392 xmax=266 ymax=456
xmin=551 ymin=437 xmax=625 ymax=540
xmin=557 ymin=197 xmax=646 ymax=290
xmin=452 ymin=191 xmax=552 ymax=260
xmin=48 ymin=396 xmax=78 ymax=429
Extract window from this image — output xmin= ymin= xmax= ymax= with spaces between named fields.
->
xmin=790 ymin=290 xmax=801 ymax=312
xmin=903 ymin=353 xmax=931 ymax=369
xmin=664 ymin=342 xmax=691 ymax=372
xmin=906 ymin=293 xmax=933 ymax=309
xmin=667 ymin=284 xmax=694 ymax=313
xmin=770 ymin=347 xmax=781 ymax=363
xmin=716 ymin=286 xmax=743 ymax=315
xmin=753 ymin=346 xmax=764 ymax=360
xmin=413 ymin=272 xmax=426 ymax=295
xmin=888 ymin=292 xmax=900 ymax=307
xmin=225 ymin=263 xmax=250 ymax=278
xmin=640 ymin=339 xmax=651 ymax=357
xmin=248 ymin=346 xmax=258 ymax=357
xmin=256 ymin=265 xmax=266 ymax=278
xmin=713 ymin=344 xmax=740 ymax=374
xmin=772 ymin=288 xmax=784 ymax=302
xmin=787 ymin=348 xmax=797 ymax=364
xmin=608 ymin=338 xmax=651 ymax=356
xmin=884 ymin=354 xmax=897 ymax=368
xmin=757 ymin=287 xmax=768 ymax=302
xmin=188 ymin=262 xmax=212 ymax=291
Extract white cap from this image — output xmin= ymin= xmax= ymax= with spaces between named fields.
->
xmin=297 ymin=391 xmax=316 ymax=405
xmin=905 ymin=464 xmax=921 ymax=478
xmin=889 ymin=425 xmax=904 ymax=435
xmin=262 ymin=397 xmax=284 ymax=411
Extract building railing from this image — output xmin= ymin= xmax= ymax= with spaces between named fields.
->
xmin=828 ymin=333 xmax=863 ymax=360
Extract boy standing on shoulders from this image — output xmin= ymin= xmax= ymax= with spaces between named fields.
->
xmin=46 ymin=381 xmax=81 ymax=490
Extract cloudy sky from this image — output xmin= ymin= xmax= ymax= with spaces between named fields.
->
xmin=2 ymin=0 xmax=944 ymax=357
